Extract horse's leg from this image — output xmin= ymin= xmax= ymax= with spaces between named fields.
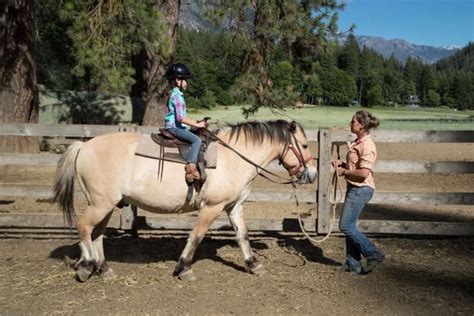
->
xmin=226 ymin=201 xmax=266 ymax=276
xmin=173 ymin=204 xmax=223 ymax=281
xmin=74 ymin=204 xmax=114 ymax=282
xmin=91 ymin=210 xmax=116 ymax=280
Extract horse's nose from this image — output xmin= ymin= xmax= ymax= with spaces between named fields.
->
xmin=303 ymin=167 xmax=317 ymax=184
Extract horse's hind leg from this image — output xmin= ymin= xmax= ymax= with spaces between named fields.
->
xmin=173 ymin=204 xmax=223 ymax=281
xmin=74 ymin=205 xmax=114 ymax=282
xmin=226 ymin=201 xmax=265 ymax=275
xmin=91 ymin=210 xmax=116 ymax=280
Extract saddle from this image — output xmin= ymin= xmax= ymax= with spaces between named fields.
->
xmin=141 ymin=128 xmax=217 ymax=186
xmin=151 ymin=128 xmax=190 ymax=148
xmin=150 ymin=128 xmax=216 ymax=166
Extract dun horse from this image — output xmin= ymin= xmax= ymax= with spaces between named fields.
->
xmin=52 ymin=120 xmax=317 ymax=282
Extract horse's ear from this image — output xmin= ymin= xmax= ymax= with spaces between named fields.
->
xmin=289 ymin=121 xmax=297 ymax=133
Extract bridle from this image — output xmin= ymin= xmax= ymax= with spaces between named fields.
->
xmin=202 ymin=128 xmax=312 ymax=184
xmin=204 ymin=126 xmax=333 ymax=243
xmin=279 ymin=133 xmax=314 ymax=177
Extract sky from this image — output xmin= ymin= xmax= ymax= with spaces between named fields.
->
xmin=337 ymin=0 xmax=473 ymax=47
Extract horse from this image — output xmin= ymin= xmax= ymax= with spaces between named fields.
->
xmin=52 ymin=120 xmax=317 ymax=282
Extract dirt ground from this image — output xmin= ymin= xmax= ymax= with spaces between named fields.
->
xmin=0 ymin=143 xmax=473 ymax=315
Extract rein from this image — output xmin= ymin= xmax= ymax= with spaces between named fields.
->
xmin=203 ymin=126 xmax=337 ymax=244
xmin=202 ymin=128 xmax=298 ymax=185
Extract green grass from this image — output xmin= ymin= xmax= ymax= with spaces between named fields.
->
xmin=190 ymin=105 xmax=474 ymax=131
xmin=38 ymin=87 xmax=473 ymax=131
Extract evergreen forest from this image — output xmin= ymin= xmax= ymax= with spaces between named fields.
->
xmin=36 ymin=2 xmax=473 ymax=112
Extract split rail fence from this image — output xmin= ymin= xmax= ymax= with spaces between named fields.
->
xmin=0 ymin=123 xmax=473 ymax=236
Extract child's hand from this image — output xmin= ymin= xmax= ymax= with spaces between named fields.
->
xmin=195 ymin=121 xmax=207 ymax=129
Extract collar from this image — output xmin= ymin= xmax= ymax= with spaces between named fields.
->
xmin=171 ymin=87 xmax=183 ymax=96
xmin=355 ymin=134 xmax=371 ymax=145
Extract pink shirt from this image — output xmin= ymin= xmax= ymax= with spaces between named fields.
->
xmin=346 ymin=135 xmax=377 ymax=189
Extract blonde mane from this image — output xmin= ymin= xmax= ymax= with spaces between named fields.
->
xmin=218 ymin=120 xmax=305 ymax=145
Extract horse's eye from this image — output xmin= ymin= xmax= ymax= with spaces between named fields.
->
xmin=302 ymin=144 xmax=308 ymax=149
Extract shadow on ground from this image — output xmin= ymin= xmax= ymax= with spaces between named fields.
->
xmin=48 ymin=230 xmax=340 ymax=273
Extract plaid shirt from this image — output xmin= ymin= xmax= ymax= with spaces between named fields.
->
xmin=164 ymin=87 xmax=187 ymax=129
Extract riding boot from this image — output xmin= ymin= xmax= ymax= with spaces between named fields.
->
xmin=185 ymin=163 xmax=201 ymax=183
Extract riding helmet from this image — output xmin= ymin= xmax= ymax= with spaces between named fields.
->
xmin=165 ymin=63 xmax=192 ymax=80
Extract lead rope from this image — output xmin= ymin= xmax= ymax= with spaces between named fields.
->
xmin=204 ymin=126 xmax=341 ymax=243
xmin=294 ymin=141 xmax=346 ymax=244
xmin=294 ymin=168 xmax=343 ymax=244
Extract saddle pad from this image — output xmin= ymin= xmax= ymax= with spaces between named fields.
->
xmin=135 ymin=134 xmax=217 ymax=169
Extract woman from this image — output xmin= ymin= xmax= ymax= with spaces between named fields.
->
xmin=336 ymin=110 xmax=384 ymax=274
xmin=164 ymin=63 xmax=207 ymax=183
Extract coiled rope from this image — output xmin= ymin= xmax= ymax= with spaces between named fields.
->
xmin=294 ymin=168 xmax=343 ymax=244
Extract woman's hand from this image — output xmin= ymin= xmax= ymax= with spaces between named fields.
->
xmin=331 ymin=159 xmax=346 ymax=168
xmin=336 ymin=167 xmax=346 ymax=177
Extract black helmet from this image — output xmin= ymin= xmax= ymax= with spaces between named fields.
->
xmin=165 ymin=63 xmax=192 ymax=80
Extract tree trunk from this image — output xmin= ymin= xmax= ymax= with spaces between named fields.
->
xmin=133 ymin=0 xmax=181 ymax=127
xmin=0 ymin=0 xmax=39 ymax=153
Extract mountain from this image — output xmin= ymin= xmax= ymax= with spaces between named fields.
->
xmin=179 ymin=4 xmax=459 ymax=64
xmin=180 ymin=1 xmax=216 ymax=32
xmin=434 ymin=42 xmax=474 ymax=72
xmin=353 ymin=35 xmax=459 ymax=64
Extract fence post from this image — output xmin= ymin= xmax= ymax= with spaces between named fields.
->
xmin=317 ymin=128 xmax=333 ymax=234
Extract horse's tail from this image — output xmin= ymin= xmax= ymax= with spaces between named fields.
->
xmin=52 ymin=141 xmax=83 ymax=228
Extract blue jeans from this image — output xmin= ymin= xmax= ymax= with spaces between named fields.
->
xmin=167 ymin=127 xmax=201 ymax=163
xmin=339 ymin=185 xmax=383 ymax=272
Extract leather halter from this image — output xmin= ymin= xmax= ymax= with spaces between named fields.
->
xmin=200 ymin=127 xmax=312 ymax=184
xmin=279 ymin=134 xmax=313 ymax=177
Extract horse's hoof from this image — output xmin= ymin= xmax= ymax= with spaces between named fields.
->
xmin=76 ymin=267 xmax=93 ymax=282
xmin=178 ymin=269 xmax=197 ymax=282
xmin=101 ymin=268 xmax=118 ymax=281
xmin=250 ymin=263 xmax=266 ymax=276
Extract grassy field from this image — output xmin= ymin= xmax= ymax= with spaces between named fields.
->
xmin=38 ymin=88 xmax=473 ymax=130
xmin=192 ymin=105 xmax=474 ymax=131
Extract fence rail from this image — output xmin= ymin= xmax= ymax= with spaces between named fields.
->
xmin=3 ymin=153 xmax=473 ymax=174
xmin=1 ymin=123 xmax=474 ymax=142
xmin=1 ymin=123 xmax=473 ymax=236
xmin=1 ymin=184 xmax=472 ymax=205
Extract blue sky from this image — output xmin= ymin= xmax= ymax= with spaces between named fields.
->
xmin=337 ymin=0 xmax=473 ymax=47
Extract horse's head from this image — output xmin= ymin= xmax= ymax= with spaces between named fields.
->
xmin=279 ymin=121 xmax=317 ymax=184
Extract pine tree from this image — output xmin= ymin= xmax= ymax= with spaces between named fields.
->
xmin=0 ymin=0 xmax=40 ymax=153
xmin=358 ymin=47 xmax=383 ymax=105
xmin=319 ymin=66 xmax=356 ymax=106
xmin=60 ymin=0 xmax=180 ymax=125
xmin=433 ymin=42 xmax=473 ymax=110
xmin=338 ymin=33 xmax=360 ymax=78
xmin=451 ymin=72 xmax=473 ymax=110
xmin=382 ymin=54 xmax=403 ymax=105
xmin=175 ymin=28 xmax=246 ymax=107
xmin=35 ymin=0 xmax=77 ymax=90
xmin=304 ymin=71 xmax=323 ymax=105
xmin=418 ymin=65 xmax=437 ymax=105
xmin=205 ymin=0 xmax=345 ymax=116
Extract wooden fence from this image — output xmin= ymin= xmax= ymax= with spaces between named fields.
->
xmin=0 ymin=123 xmax=473 ymax=236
